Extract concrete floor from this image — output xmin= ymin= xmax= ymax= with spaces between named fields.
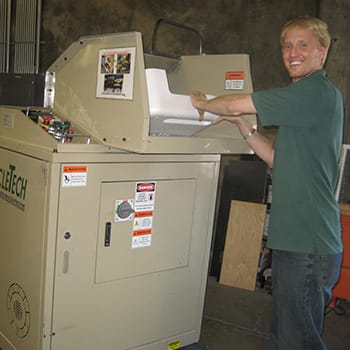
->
xmin=196 ymin=277 xmax=350 ymax=350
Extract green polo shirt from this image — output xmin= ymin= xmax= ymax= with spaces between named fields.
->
xmin=252 ymin=70 xmax=343 ymax=254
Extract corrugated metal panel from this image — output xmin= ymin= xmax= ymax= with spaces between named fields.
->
xmin=13 ymin=0 xmax=37 ymax=73
xmin=0 ymin=0 xmax=11 ymax=73
xmin=0 ymin=0 xmax=41 ymax=74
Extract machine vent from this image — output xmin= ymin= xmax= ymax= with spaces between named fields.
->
xmin=7 ymin=283 xmax=31 ymax=338
xmin=13 ymin=299 xmax=24 ymax=321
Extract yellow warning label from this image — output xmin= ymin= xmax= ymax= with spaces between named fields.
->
xmin=168 ymin=340 xmax=180 ymax=350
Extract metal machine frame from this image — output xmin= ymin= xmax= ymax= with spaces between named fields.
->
xmin=0 ymin=31 xmax=256 ymax=350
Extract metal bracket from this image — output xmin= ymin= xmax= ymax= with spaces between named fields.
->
xmin=150 ymin=18 xmax=204 ymax=58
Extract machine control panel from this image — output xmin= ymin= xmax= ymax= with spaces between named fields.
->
xmin=23 ymin=108 xmax=92 ymax=144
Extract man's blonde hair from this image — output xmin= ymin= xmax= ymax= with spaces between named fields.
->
xmin=280 ymin=17 xmax=331 ymax=49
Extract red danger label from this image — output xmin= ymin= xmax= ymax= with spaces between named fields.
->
xmin=137 ymin=183 xmax=155 ymax=192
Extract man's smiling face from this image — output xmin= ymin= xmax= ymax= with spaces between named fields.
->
xmin=282 ymin=25 xmax=328 ymax=82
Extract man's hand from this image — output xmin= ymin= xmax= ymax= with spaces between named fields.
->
xmin=212 ymin=115 xmax=240 ymax=125
xmin=190 ymin=91 xmax=207 ymax=121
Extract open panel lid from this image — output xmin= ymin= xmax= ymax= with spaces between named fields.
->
xmin=46 ymin=32 xmax=256 ymax=154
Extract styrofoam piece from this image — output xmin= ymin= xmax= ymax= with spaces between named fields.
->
xmin=145 ymin=68 xmax=218 ymax=136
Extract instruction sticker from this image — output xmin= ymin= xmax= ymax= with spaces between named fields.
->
xmin=225 ymin=71 xmax=245 ymax=90
xmin=96 ymin=47 xmax=136 ymax=100
xmin=1 ymin=113 xmax=14 ymax=128
xmin=132 ymin=182 xmax=156 ymax=249
xmin=62 ymin=165 xmax=87 ymax=187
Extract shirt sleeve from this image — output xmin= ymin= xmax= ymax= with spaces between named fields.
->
xmin=251 ymin=73 xmax=331 ymax=128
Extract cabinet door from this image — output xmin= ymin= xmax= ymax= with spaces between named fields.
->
xmin=51 ymin=160 xmax=218 ymax=350
xmin=95 ymin=179 xmax=195 ymax=283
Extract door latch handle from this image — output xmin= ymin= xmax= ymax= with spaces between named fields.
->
xmin=104 ymin=222 xmax=112 ymax=247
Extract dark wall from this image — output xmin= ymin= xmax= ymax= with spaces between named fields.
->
xmin=40 ymin=0 xmax=316 ymax=91
xmin=320 ymin=0 xmax=350 ymax=144
xmin=40 ymin=0 xmax=349 ymax=142
xmin=39 ymin=0 xmax=350 ymax=235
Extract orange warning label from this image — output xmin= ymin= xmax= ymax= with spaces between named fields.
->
xmin=134 ymin=211 xmax=153 ymax=218
xmin=63 ymin=165 xmax=87 ymax=173
xmin=225 ymin=71 xmax=244 ymax=80
xmin=133 ymin=229 xmax=152 ymax=236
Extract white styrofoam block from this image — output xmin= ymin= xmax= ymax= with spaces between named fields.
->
xmin=145 ymin=68 xmax=218 ymax=121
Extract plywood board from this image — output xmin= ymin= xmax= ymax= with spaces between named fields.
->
xmin=219 ymin=200 xmax=266 ymax=290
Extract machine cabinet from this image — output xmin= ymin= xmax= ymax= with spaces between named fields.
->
xmin=0 ymin=31 xmax=256 ymax=350
xmin=0 ymin=147 xmax=220 ymax=350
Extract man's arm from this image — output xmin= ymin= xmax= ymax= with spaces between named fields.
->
xmin=190 ymin=92 xmax=257 ymax=118
xmin=190 ymin=92 xmax=274 ymax=168
xmin=218 ymin=115 xmax=274 ymax=168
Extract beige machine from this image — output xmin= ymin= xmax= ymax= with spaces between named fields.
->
xmin=0 ymin=32 xmax=256 ymax=350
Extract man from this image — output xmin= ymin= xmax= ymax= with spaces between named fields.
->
xmin=191 ymin=17 xmax=343 ymax=350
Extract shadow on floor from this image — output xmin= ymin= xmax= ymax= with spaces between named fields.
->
xmin=198 ymin=277 xmax=350 ymax=350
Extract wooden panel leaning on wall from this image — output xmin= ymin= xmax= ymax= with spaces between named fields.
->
xmin=220 ymin=200 xmax=267 ymax=291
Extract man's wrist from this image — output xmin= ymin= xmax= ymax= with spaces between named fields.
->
xmin=243 ymin=127 xmax=257 ymax=140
